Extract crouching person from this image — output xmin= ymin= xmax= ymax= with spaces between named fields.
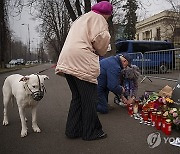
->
xmin=97 ymin=53 xmax=131 ymax=114
xmin=114 ymin=64 xmax=140 ymax=106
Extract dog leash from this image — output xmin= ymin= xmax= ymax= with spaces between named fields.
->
xmin=36 ymin=64 xmax=57 ymax=74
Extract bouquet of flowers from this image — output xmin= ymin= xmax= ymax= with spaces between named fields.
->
xmin=141 ymin=92 xmax=163 ymax=111
xmin=141 ymin=87 xmax=175 ymax=111
xmin=164 ymin=108 xmax=180 ymax=130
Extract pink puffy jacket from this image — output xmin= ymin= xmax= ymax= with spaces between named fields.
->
xmin=55 ymin=11 xmax=111 ymax=84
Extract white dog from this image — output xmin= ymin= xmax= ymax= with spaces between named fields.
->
xmin=2 ymin=74 xmax=49 ymax=137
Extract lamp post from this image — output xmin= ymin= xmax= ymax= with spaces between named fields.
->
xmin=32 ymin=37 xmax=39 ymax=61
xmin=22 ymin=23 xmax=31 ymax=60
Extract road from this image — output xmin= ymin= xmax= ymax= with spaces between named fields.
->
xmin=0 ymin=64 xmax=179 ymax=154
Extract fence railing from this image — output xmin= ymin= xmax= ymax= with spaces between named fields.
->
xmin=128 ymin=48 xmax=180 ymax=82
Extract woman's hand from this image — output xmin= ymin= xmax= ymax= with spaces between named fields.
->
xmin=122 ymin=96 xmax=135 ymax=105
xmin=126 ymin=98 xmax=134 ymax=105
xmin=121 ymin=95 xmax=128 ymax=104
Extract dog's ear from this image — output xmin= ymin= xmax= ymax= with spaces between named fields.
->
xmin=19 ymin=76 xmax=29 ymax=82
xmin=41 ymin=75 xmax=49 ymax=80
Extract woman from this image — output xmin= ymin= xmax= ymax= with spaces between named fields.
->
xmin=55 ymin=1 xmax=113 ymax=141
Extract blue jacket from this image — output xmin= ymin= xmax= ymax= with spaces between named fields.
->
xmin=98 ymin=55 xmax=123 ymax=95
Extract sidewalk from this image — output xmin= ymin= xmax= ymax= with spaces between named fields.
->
xmin=137 ymin=76 xmax=177 ymax=98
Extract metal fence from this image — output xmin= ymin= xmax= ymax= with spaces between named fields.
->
xmin=129 ymin=48 xmax=180 ymax=82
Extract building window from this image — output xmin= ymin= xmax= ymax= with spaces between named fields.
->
xmin=136 ymin=33 xmax=139 ymax=40
xmin=156 ymin=28 xmax=161 ymax=40
xmin=142 ymin=30 xmax=152 ymax=40
xmin=174 ymin=28 xmax=180 ymax=45
xmin=142 ymin=32 xmax=145 ymax=40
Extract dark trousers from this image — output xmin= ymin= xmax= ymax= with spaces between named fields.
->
xmin=97 ymin=87 xmax=109 ymax=114
xmin=97 ymin=70 xmax=109 ymax=114
xmin=65 ymin=74 xmax=104 ymax=140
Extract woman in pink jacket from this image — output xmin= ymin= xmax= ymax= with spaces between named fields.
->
xmin=55 ymin=1 xmax=113 ymax=141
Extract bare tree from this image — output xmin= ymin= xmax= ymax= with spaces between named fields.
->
xmin=31 ymin=0 xmax=70 ymax=60
xmin=162 ymin=0 xmax=180 ymax=44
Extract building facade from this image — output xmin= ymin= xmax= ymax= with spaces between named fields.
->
xmin=136 ymin=10 xmax=180 ymax=47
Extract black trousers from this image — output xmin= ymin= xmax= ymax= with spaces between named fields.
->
xmin=65 ymin=74 xmax=104 ymax=140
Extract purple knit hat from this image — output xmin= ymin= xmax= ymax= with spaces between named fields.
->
xmin=91 ymin=1 xmax=113 ymax=15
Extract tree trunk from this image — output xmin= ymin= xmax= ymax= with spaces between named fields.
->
xmin=84 ymin=0 xmax=91 ymax=13
xmin=108 ymin=15 xmax=116 ymax=56
xmin=64 ymin=0 xmax=77 ymax=21
xmin=0 ymin=0 xmax=6 ymax=68
xmin=75 ymin=0 xmax=82 ymax=16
